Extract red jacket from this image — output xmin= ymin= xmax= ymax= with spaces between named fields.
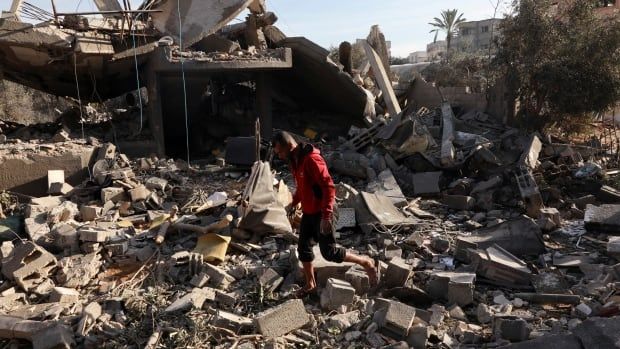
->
xmin=289 ymin=143 xmax=335 ymax=220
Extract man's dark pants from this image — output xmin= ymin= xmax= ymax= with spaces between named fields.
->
xmin=297 ymin=213 xmax=346 ymax=263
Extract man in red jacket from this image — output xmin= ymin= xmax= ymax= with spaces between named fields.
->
xmin=272 ymin=131 xmax=378 ymax=296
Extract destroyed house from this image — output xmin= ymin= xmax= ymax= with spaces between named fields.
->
xmin=0 ymin=0 xmax=372 ymax=159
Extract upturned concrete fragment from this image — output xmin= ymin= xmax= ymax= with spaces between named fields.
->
xmin=385 ymin=257 xmax=412 ymax=288
xmin=378 ymin=300 xmax=416 ymax=340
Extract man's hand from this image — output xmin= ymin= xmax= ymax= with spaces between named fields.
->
xmin=320 ymin=218 xmax=333 ymax=236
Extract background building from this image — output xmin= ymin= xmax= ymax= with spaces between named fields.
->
xmin=426 ymin=40 xmax=447 ymax=61
xmin=408 ymin=51 xmax=428 ymax=63
xmin=452 ymin=18 xmax=503 ymax=54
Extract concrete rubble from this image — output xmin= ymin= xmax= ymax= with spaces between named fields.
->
xmin=0 ymin=0 xmax=617 ymax=348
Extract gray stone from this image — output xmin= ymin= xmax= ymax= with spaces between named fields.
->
xmin=258 ymin=268 xmax=284 ymax=293
xmin=255 ymin=299 xmax=310 ymax=338
xmin=407 ymin=325 xmax=429 ymax=349
xmin=345 ymin=266 xmax=370 ymax=295
xmin=327 ymin=311 xmax=360 ymax=330
xmin=379 ymin=300 xmax=416 ymax=339
xmin=49 ymin=287 xmax=79 ymax=303
xmin=214 ymin=310 xmax=253 ymax=331
xmin=493 ymin=316 xmax=530 ymax=342
xmin=100 ymin=187 xmax=127 ymax=203
xmin=320 ymin=278 xmax=355 ymax=310
xmin=385 ymin=257 xmax=412 ymax=288
xmin=426 ymin=272 xmax=475 ymax=306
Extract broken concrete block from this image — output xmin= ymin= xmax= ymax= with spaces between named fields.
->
xmin=345 ymin=266 xmax=370 ymax=295
xmin=78 ymin=226 xmax=114 ymax=242
xmin=367 ymin=169 xmax=408 ymax=207
xmin=215 ymin=289 xmax=240 ymax=307
xmin=47 ymin=201 xmax=79 ymax=224
xmin=255 ymin=299 xmax=310 ymax=338
xmin=258 ymin=268 xmax=283 ymax=293
xmin=1 ymin=242 xmax=57 ymax=293
xmin=379 ymin=300 xmax=416 ymax=340
xmin=77 ymin=302 xmax=102 ymax=336
xmin=203 ymin=263 xmax=236 ymax=290
xmin=385 ymin=257 xmax=412 ymax=288
xmin=214 ymin=310 xmax=253 ymax=332
xmin=442 ymin=195 xmax=475 ymax=211
xmin=539 ymin=207 xmax=561 ymax=230
xmin=104 ymin=238 xmax=128 ymax=256
xmin=145 ymin=177 xmax=168 ymax=191
xmin=585 ymin=204 xmax=620 ymax=233
xmin=327 ymin=311 xmax=360 ymax=330
xmin=477 ymin=303 xmax=493 ymax=324
xmin=320 ymin=278 xmax=356 ymax=311
xmin=49 ymin=287 xmax=79 ymax=304
xmin=129 ymin=185 xmax=151 ymax=202
xmin=51 ymin=223 xmax=78 ymax=250
xmin=493 ymin=316 xmax=530 ymax=342
xmin=57 ymin=253 xmax=102 ymax=288
xmin=0 ymin=241 xmax=13 ymax=259
xmin=101 ymin=187 xmax=127 ymax=203
xmin=407 ymin=325 xmax=429 ymax=348
xmin=189 ymin=272 xmax=210 ymax=288
xmin=383 ymin=244 xmax=403 ymax=260
xmin=469 ymin=245 xmax=532 ymax=286
xmin=80 ymin=205 xmax=101 ymax=222
xmin=48 ymin=182 xmax=73 ymax=196
xmin=165 ymin=288 xmax=212 ymax=313
xmin=430 ymin=236 xmax=450 ymax=253
xmin=426 ymin=272 xmax=476 ymax=306
xmin=412 ymin=172 xmax=441 ymax=196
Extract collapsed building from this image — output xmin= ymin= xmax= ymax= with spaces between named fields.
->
xmin=0 ymin=1 xmax=619 ymax=349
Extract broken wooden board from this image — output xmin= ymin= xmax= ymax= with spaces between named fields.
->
xmin=151 ymin=0 xmax=254 ymax=49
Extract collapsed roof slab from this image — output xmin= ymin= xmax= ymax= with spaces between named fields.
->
xmin=0 ymin=20 xmax=151 ymax=101
xmin=271 ymin=37 xmax=370 ymax=120
xmin=151 ymin=0 xmax=254 ymax=49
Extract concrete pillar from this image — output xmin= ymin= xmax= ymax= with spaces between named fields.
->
xmin=256 ymin=73 xmax=272 ymax=140
xmin=9 ymin=0 xmax=24 ymax=15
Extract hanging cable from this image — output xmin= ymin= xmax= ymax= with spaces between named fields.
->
xmin=73 ymin=52 xmax=85 ymax=141
xmin=73 ymin=53 xmax=93 ymax=180
xmin=177 ymin=0 xmax=191 ymax=165
xmin=131 ymin=19 xmax=144 ymax=134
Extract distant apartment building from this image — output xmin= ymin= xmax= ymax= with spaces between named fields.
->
xmin=426 ymin=40 xmax=447 ymax=61
xmin=408 ymin=51 xmax=428 ymax=64
xmin=453 ymin=18 xmax=503 ymax=54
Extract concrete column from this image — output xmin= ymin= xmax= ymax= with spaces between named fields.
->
xmin=256 ymin=73 xmax=273 ymax=140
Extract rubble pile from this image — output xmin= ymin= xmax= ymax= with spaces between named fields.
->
xmin=0 ymin=0 xmax=619 ymax=349
xmin=0 ymin=100 xmax=617 ymax=349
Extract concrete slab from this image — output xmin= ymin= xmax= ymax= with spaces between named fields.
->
xmin=584 ymin=204 xmax=620 ymax=233
xmin=360 ymin=40 xmax=401 ymax=117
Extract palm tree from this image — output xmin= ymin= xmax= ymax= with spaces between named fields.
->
xmin=429 ymin=9 xmax=467 ymax=59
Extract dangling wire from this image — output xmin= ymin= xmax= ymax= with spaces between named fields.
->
xmin=73 ymin=53 xmax=93 ymax=180
xmin=130 ymin=18 xmax=144 ymax=134
xmin=73 ymin=52 xmax=85 ymax=141
xmin=177 ymin=0 xmax=191 ymax=165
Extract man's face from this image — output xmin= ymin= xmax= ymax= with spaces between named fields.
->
xmin=273 ymin=142 xmax=290 ymax=160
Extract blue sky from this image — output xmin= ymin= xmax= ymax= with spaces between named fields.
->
xmin=18 ymin=0 xmax=511 ymax=56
